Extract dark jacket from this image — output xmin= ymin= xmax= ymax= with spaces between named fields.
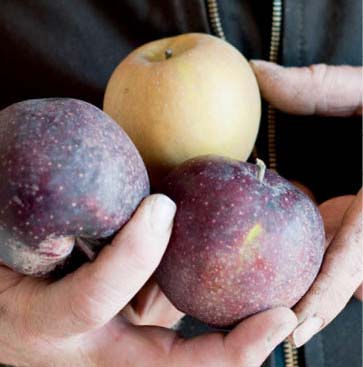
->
xmin=0 ymin=1 xmax=361 ymax=366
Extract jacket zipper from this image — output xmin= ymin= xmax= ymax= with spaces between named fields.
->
xmin=206 ymin=1 xmax=299 ymax=366
xmin=268 ymin=0 xmax=300 ymax=363
xmin=206 ymin=0 xmax=225 ymax=39
xmin=283 ymin=339 xmax=299 ymax=367
xmin=267 ymin=0 xmax=282 ymax=171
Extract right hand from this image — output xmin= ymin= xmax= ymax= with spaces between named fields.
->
xmin=0 ymin=194 xmax=297 ymax=367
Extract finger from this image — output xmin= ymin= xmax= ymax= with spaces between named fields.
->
xmin=354 ymin=284 xmax=363 ymax=301
xmin=250 ymin=60 xmax=362 ymax=116
xmin=122 ymin=278 xmax=184 ymax=328
xmin=170 ymin=307 xmax=297 ymax=367
xmin=87 ymin=308 xmax=296 ymax=366
xmin=292 ymin=188 xmax=363 ymax=347
xmin=319 ymin=195 xmax=355 ymax=246
xmin=319 ymin=196 xmax=360 ymax=302
xmin=31 ymin=194 xmax=176 ymax=337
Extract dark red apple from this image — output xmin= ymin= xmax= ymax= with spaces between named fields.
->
xmin=156 ymin=155 xmax=324 ymax=327
xmin=0 ymin=98 xmax=149 ymax=276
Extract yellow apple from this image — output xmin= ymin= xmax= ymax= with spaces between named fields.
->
xmin=104 ymin=33 xmax=261 ymax=186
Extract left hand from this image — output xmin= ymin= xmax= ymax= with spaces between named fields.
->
xmin=250 ymin=61 xmax=363 ymax=347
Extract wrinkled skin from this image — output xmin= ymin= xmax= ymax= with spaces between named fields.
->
xmin=0 ymin=195 xmax=298 ymax=367
xmin=251 ymin=60 xmax=362 ymax=347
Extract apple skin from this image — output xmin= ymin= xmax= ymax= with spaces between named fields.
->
xmin=104 ymin=33 xmax=261 ymax=187
xmin=155 ymin=156 xmax=325 ymax=327
xmin=0 ymin=98 xmax=149 ymax=276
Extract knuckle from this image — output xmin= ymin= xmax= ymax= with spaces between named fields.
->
xmin=307 ymin=64 xmax=329 ymax=113
xmin=15 ymin=284 xmax=50 ymax=342
xmin=300 ymin=270 xmax=354 ymax=323
xmin=68 ymin=271 xmax=110 ymax=329
xmin=267 ymin=66 xmax=283 ymax=83
xmin=120 ymin=234 xmax=160 ymax=272
xmin=312 ymin=270 xmax=349 ymax=303
xmin=16 ymin=305 xmax=44 ymax=346
xmin=68 ymin=291 xmax=108 ymax=329
xmin=308 ymin=272 xmax=332 ymax=298
xmin=308 ymin=64 xmax=328 ymax=83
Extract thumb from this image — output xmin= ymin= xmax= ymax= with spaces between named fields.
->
xmin=32 ymin=194 xmax=176 ymax=337
xmin=250 ymin=60 xmax=362 ymax=117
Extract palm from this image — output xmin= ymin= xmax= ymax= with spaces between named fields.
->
xmin=0 ymin=264 xmax=180 ymax=365
xmin=0 ymin=263 xmax=296 ymax=367
xmin=0 ymin=196 xmax=298 ymax=366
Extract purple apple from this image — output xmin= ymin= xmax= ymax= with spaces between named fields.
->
xmin=156 ymin=155 xmax=324 ymax=327
xmin=0 ymin=98 xmax=149 ymax=276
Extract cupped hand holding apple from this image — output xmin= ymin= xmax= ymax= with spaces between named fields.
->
xmin=250 ymin=60 xmax=363 ymax=347
xmin=0 ymin=194 xmax=298 ymax=367
xmin=2 ymin=32 xmax=360 ymax=365
xmin=155 ymin=156 xmax=325 ymax=328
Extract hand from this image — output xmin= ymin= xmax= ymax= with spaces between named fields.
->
xmin=121 ymin=276 xmax=184 ymax=328
xmin=319 ymin=195 xmax=362 ymax=301
xmin=251 ymin=61 xmax=363 ymax=347
xmin=292 ymin=190 xmax=362 ymax=347
xmin=0 ymin=194 xmax=297 ymax=367
xmin=250 ymin=61 xmax=362 ymax=116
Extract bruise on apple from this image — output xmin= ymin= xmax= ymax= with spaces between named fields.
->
xmin=0 ymin=229 xmax=74 ymax=276
xmin=156 ymin=155 xmax=325 ymax=327
xmin=0 ymin=98 xmax=149 ymax=276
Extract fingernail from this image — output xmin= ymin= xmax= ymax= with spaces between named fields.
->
xmin=267 ymin=308 xmax=298 ymax=346
xmin=292 ymin=316 xmax=324 ymax=348
xmin=249 ymin=59 xmax=264 ymax=64
xmin=269 ymin=320 xmax=298 ymax=346
xmin=249 ymin=59 xmax=272 ymax=68
xmin=150 ymin=194 xmax=176 ymax=235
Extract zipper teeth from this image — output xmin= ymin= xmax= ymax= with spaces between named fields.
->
xmin=206 ymin=1 xmax=298 ymax=366
xmin=206 ymin=0 xmax=226 ymax=39
xmin=267 ymin=0 xmax=283 ymax=172
xmin=269 ymin=0 xmax=283 ymax=61
xmin=283 ymin=340 xmax=299 ymax=367
xmin=271 ymin=6 xmax=300 ymax=366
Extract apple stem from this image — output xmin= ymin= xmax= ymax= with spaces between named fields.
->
xmin=256 ymin=158 xmax=266 ymax=183
xmin=165 ymin=48 xmax=173 ymax=59
xmin=76 ymin=238 xmax=97 ymax=261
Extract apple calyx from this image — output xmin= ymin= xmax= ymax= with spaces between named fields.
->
xmin=256 ymin=158 xmax=266 ymax=183
xmin=165 ymin=48 xmax=173 ymax=59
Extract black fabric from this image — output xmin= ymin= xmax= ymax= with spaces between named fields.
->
xmin=0 ymin=0 xmax=210 ymax=110
xmin=215 ymin=0 xmax=273 ymax=59
xmin=283 ymin=0 xmax=362 ymax=66
xmin=177 ymin=315 xmax=274 ymax=367
xmin=304 ymin=299 xmax=363 ymax=367
xmin=177 ymin=299 xmax=363 ymax=367
xmin=0 ymin=1 xmax=361 ymax=367
xmin=276 ymin=0 xmax=362 ymax=203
